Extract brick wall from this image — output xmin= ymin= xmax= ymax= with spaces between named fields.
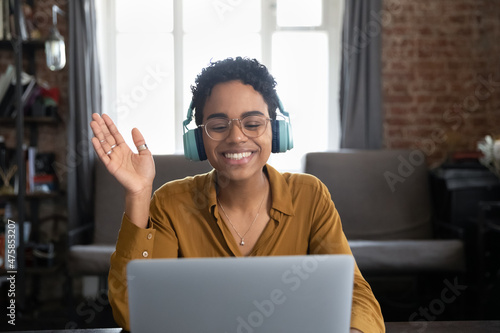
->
xmin=0 ymin=0 xmax=68 ymax=184
xmin=382 ymin=0 xmax=500 ymax=167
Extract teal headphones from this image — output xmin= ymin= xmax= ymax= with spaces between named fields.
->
xmin=183 ymin=98 xmax=293 ymax=161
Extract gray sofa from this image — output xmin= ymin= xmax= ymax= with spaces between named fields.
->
xmin=69 ymin=150 xmax=465 ymax=282
xmin=304 ymin=149 xmax=465 ymax=275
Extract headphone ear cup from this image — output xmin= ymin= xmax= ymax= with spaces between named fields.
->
xmin=271 ymin=119 xmax=293 ymax=153
xmin=271 ymin=120 xmax=280 ymax=153
xmin=283 ymin=121 xmax=293 ymax=151
xmin=183 ymin=128 xmax=207 ymax=161
xmin=194 ymin=127 xmax=207 ymax=161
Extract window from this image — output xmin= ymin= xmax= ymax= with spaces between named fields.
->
xmin=96 ymin=0 xmax=344 ymax=172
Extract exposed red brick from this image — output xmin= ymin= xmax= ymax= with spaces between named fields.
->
xmin=413 ymin=117 xmax=440 ymax=126
xmin=407 ymin=128 xmax=438 ymax=138
xmin=416 ymin=95 xmax=436 ymax=104
xmin=385 ymin=117 xmax=415 ymax=126
xmin=0 ymin=0 xmax=69 ymax=185
xmin=382 ymin=0 xmax=500 ymax=163
xmin=385 ymin=95 xmax=414 ymax=104
xmin=386 ymin=139 xmax=417 ymax=149
xmin=388 ymin=106 xmax=417 ymax=115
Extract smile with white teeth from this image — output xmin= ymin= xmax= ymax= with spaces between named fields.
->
xmin=224 ymin=152 xmax=252 ymax=160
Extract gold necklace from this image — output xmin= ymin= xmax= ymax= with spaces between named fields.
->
xmin=218 ymin=193 xmax=267 ymax=246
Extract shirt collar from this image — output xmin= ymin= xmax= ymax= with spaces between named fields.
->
xmin=206 ymin=164 xmax=295 ymax=216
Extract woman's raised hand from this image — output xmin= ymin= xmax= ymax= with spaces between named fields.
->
xmin=90 ymin=113 xmax=155 ymax=196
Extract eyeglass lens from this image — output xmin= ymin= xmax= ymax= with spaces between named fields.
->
xmin=204 ymin=116 xmax=269 ymax=140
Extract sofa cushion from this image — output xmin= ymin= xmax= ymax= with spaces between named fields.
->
xmin=349 ymin=239 xmax=466 ymax=273
xmin=305 ymin=150 xmax=434 ymax=240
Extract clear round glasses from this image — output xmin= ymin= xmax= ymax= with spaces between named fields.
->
xmin=200 ymin=116 xmax=272 ymax=141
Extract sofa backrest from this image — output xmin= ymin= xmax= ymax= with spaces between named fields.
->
xmin=305 ymin=149 xmax=433 ymax=240
xmin=93 ymin=154 xmax=212 ymax=244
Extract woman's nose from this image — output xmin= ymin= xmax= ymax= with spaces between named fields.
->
xmin=226 ymin=119 xmax=247 ymax=142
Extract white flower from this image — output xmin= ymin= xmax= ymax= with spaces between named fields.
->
xmin=478 ymin=135 xmax=493 ymax=163
xmin=478 ymin=135 xmax=500 ymax=177
xmin=494 ymin=140 xmax=500 ymax=160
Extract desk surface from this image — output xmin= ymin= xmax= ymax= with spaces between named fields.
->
xmin=386 ymin=320 xmax=500 ymax=332
xmin=12 ymin=321 xmax=500 ymax=333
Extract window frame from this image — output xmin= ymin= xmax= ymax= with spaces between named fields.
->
xmin=96 ymin=0 xmax=344 ymax=167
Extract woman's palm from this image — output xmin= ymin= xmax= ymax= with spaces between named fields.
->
xmin=90 ymin=113 xmax=155 ymax=195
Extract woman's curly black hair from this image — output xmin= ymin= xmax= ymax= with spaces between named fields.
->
xmin=191 ymin=57 xmax=279 ymax=126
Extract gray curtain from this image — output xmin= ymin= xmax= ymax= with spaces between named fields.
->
xmin=339 ymin=0 xmax=383 ymax=149
xmin=67 ymin=0 xmax=101 ymax=243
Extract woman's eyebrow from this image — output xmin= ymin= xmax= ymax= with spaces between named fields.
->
xmin=206 ymin=113 xmax=228 ymax=120
xmin=206 ymin=110 xmax=265 ymax=120
xmin=241 ymin=111 xmax=265 ymax=117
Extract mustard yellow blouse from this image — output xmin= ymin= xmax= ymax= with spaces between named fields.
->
xmin=108 ymin=164 xmax=385 ymax=332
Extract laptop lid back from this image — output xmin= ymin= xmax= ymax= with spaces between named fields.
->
xmin=127 ymin=255 xmax=354 ymax=333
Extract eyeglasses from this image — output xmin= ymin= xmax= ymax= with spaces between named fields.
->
xmin=200 ymin=115 xmax=272 ymax=141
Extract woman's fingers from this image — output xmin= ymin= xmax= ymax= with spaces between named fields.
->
xmin=90 ymin=115 xmax=116 ymax=159
xmin=91 ymin=136 xmax=113 ymax=164
xmin=90 ymin=114 xmax=150 ymax=164
xmin=91 ymin=114 xmax=115 ymax=145
xmin=131 ymin=128 xmax=150 ymax=155
xmin=102 ymin=114 xmax=126 ymax=146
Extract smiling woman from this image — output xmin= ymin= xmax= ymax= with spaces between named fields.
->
xmin=90 ymin=57 xmax=384 ymax=332
xmin=95 ymin=0 xmax=344 ymax=172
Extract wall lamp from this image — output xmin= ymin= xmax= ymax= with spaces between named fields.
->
xmin=45 ymin=5 xmax=66 ymax=71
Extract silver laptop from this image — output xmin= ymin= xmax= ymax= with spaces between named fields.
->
xmin=127 ymin=255 xmax=354 ymax=333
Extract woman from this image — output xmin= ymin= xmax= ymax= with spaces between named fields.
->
xmin=90 ymin=57 xmax=384 ymax=332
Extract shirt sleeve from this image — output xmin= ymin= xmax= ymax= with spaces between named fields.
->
xmin=108 ymin=213 xmax=156 ymax=331
xmin=308 ymin=181 xmax=385 ymax=333
xmin=108 ymin=187 xmax=187 ymax=330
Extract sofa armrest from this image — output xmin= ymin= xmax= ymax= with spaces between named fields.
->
xmin=67 ymin=222 xmax=93 ymax=247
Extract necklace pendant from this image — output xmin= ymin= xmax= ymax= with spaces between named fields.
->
xmin=240 ymin=240 xmax=245 ymax=246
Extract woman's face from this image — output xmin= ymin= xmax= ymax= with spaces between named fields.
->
xmin=201 ymin=80 xmax=272 ymax=183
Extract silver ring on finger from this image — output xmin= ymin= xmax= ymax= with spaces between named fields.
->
xmin=106 ymin=149 xmax=113 ymax=155
xmin=100 ymin=139 xmax=106 ymax=143
xmin=137 ymin=144 xmax=148 ymax=152
xmin=110 ymin=144 xmax=117 ymax=149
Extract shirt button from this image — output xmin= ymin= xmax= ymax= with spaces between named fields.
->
xmin=147 ymin=233 xmax=153 ymax=240
xmin=142 ymin=251 xmax=149 ymax=258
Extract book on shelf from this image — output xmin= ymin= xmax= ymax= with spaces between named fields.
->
xmin=0 ymin=0 xmax=3 ymax=40
xmin=26 ymin=147 xmax=58 ymax=194
xmin=1 ymin=218 xmax=30 ymax=271
xmin=0 ymin=64 xmax=14 ymax=104
xmin=33 ymin=152 xmax=57 ymax=193
xmin=0 ymin=69 xmax=40 ymax=118
xmin=7 ymin=0 xmax=28 ymax=41
xmin=33 ymin=174 xmax=57 ymax=193
xmin=26 ymin=146 xmax=35 ymax=193
xmin=2 ymin=0 xmax=10 ymax=40
xmin=7 ymin=146 xmax=57 ymax=195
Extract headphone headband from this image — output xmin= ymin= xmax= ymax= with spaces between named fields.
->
xmin=183 ymin=100 xmax=196 ymax=131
